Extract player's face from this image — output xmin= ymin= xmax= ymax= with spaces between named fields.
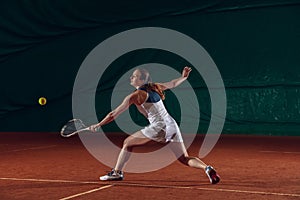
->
xmin=130 ymin=70 xmax=144 ymax=88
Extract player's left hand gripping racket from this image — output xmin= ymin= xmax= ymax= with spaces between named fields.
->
xmin=60 ymin=119 xmax=89 ymax=138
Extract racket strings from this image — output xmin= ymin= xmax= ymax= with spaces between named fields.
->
xmin=61 ymin=119 xmax=87 ymax=136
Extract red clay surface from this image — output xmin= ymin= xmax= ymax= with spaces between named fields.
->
xmin=0 ymin=132 xmax=300 ymax=200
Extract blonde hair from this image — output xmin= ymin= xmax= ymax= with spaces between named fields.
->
xmin=137 ymin=68 xmax=152 ymax=84
xmin=137 ymin=68 xmax=165 ymax=100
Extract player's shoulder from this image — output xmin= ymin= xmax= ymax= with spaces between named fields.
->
xmin=131 ymin=89 xmax=147 ymax=98
xmin=130 ymin=89 xmax=147 ymax=105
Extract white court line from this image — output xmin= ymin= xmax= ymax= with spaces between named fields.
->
xmin=59 ymin=185 xmax=113 ymax=200
xmin=0 ymin=177 xmax=300 ymax=198
xmin=114 ymin=182 xmax=300 ymax=197
xmin=1 ymin=145 xmax=57 ymax=153
xmin=0 ymin=177 xmax=99 ymax=184
xmin=260 ymin=150 xmax=300 ymax=154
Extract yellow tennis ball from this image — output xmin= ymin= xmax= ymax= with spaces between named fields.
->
xmin=38 ymin=97 xmax=47 ymax=105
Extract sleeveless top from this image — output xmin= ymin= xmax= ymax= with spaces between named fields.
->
xmin=137 ymin=85 xmax=183 ymax=143
xmin=138 ymin=85 xmax=169 ymax=124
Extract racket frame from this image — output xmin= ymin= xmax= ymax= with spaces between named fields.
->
xmin=60 ymin=119 xmax=89 ymax=138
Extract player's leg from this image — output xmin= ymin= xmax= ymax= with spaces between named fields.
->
xmin=114 ymin=130 xmax=152 ymax=171
xmin=169 ymin=142 xmax=207 ymax=169
xmin=169 ymin=142 xmax=220 ymax=184
xmin=100 ymin=131 xmax=152 ymax=181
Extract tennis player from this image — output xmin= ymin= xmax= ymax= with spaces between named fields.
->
xmin=89 ymin=67 xmax=220 ymax=184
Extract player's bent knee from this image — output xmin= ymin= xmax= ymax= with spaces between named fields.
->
xmin=122 ymin=136 xmax=137 ymax=148
xmin=177 ymin=155 xmax=189 ymax=166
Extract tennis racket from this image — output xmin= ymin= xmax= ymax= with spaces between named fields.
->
xmin=60 ymin=119 xmax=89 ymax=138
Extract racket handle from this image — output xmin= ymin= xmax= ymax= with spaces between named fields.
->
xmin=89 ymin=125 xmax=101 ymax=132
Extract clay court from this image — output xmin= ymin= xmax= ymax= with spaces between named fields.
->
xmin=1 ymin=132 xmax=299 ymax=200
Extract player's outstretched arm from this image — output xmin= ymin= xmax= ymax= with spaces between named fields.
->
xmin=158 ymin=66 xmax=192 ymax=90
xmin=89 ymin=90 xmax=145 ymax=132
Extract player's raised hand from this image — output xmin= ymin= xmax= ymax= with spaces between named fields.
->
xmin=182 ymin=66 xmax=192 ymax=78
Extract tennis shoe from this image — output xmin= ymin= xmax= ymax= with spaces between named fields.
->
xmin=100 ymin=169 xmax=124 ymax=181
xmin=205 ymin=166 xmax=220 ymax=184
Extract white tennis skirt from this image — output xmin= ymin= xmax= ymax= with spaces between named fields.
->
xmin=141 ymin=116 xmax=183 ymax=143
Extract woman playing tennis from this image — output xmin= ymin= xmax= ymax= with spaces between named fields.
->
xmin=90 ymin=66 xmax=220 ymax=184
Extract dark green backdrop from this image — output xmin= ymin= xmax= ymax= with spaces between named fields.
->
xmin=0 ymin=0 xmax=300 ymax=135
